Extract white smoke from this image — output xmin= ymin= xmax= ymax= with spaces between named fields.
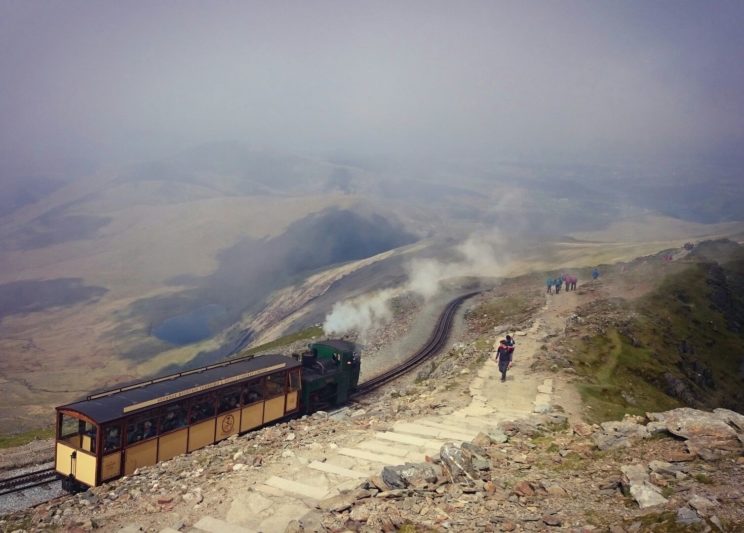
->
xmin=321 ymin=288 xmax=397 ymax=340
xmin=322 ymin=232 xmax=507 ymax=337
xmin=405 ymin=234 xmax=504 ymax=299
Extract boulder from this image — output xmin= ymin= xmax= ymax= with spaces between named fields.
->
xmin=460 ymin=442 xmax=490 ymax=471
xmin=471 ymin=432 xmax=491 ymax=448
xmin=440 ymin=442 xmax=477 ymax=483
xmin=676 ymin=507 xmax=701 ymax=525
xmin=317 ymin=491 xmax=358 ymax=513
xmin=712 ymin=408 xmax=744 ymax=433
xmin=381 ymin=462 xmax=438 ymax=489
xmin=647 ymin=408 xmax=742 ymax=455
xmin=593 ymin=419 xmax=649 ymax=450
xmin=620 ymin=464 xmax=668 ymax=509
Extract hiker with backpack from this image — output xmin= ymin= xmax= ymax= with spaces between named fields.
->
xmin=495 ymin=335 xmax=516 ymax=382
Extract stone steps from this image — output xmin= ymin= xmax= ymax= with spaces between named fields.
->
xmin=391 ymin=421 xmax=476 ymax=441
xmin=307 ymin=460 xmax=370 ymax=479
xmin=187 ymin=305 xmax=561 ymax=533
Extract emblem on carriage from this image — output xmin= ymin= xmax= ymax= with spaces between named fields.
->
xmin=222 ymin=414 xmax=235 ymax=433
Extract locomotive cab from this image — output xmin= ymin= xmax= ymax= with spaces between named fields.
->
xmin=300 ymin=339 xmax=360 ymax=412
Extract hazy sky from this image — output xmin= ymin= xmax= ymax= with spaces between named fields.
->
xmin=1 ymin=0 xmax=743 ymax=171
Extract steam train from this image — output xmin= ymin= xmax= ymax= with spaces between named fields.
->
xmin=54 ymin=340 xmax=360 ymax=491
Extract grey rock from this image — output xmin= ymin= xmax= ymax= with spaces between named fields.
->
xmin=688 ymin=494 xmax=718 ymax=515
xmin=488 ymin=430 xmax=509 ymax=444
xmin=317 ymin=492 xmax=357 ymax=512
xmin=676 ymin=506 xmax=701 ymax=525
xmin=382 ymin=462 xmax=438 ymax=489
xmin=648 ymin=460 xmax=679 ymax=476
xmin=440 ymin=442 xmax=477 ymax=483
xmin=712 ymin=408 xmax=744 ymax=433
xmin=594 ymin=420 xmax=649 ymax=450
xmin=621 ymin=464 xmax=668 ymax=509
xmin=461 ymin=442 xmax=490 ymax=471
xmin=647 ymin=408 xmax=741 ymax=454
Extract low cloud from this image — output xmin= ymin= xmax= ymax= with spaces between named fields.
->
xmin=322 ymin=233 xmax=508 ymax=338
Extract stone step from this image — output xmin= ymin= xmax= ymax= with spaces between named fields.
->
xmin=307 ymin=460 xmax=370 ymax=479
xmin=375 ymin=431 xmax=445 ymax=449
xmin=356 ymin=439 xmax=423 ymax=457
xmin=263 ymin=476 xmax=327 ymax=499
xmin=392 ymin=422 xmax=475 ymax=441
xmin=414 ymin=418 xmax=493 ymax=436
xmin=193 ymin=517 xmax=256 ymax=533
xmin=338 ymin=447 xmax=406 ymax=465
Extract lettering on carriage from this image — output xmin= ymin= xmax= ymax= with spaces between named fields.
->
xmin=122 ymin=363 xmax=287 ymax=413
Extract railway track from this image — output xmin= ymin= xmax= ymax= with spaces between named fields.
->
xmin=0 ymin=465 xmax=58 ymax=497
xmin=0 ymin=292 xmax=476 ymax=504
xmin=353 ymin=291 xmax=479 ymax=396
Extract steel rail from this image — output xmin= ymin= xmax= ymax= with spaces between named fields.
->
xmin=0 ymin=467 xmax=58 ymax=497
xmin=353 ymin=291 xmax=479 ymax=395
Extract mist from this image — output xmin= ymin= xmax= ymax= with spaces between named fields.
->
xmin=322 ymin=233 xmax=507 ymax=338
xmin=2 ymin=0 xmax=744 ymax=176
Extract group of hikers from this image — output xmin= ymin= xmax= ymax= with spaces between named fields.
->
xmin=545 ymin=273 xmax=577 ymax=294
xmin=545 ymin=268 xmax=601 ymax=294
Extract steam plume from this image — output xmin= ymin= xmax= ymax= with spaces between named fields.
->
xmin=322 ymin=233 xmax=507 ymax=337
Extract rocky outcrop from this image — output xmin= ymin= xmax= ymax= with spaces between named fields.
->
xmin=593 ymin=417 xmax=649 ymax=450
xmin=647 ymin=407 xmax=744 ymax=457
xmin=589 ymin=407 xmax=744 ymax=459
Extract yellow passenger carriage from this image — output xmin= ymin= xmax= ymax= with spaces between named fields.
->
xmin=55 ymin=354 xmax=302 ymax=490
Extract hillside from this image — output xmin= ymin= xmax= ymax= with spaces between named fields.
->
xmin=2 ymin=259 xmax=743 ymax=532
xmin=541 ymin=240 xmax=744 ymax=423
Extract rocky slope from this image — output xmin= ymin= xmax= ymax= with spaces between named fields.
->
xmin=2 ymin=245 xmax=744 ymax=532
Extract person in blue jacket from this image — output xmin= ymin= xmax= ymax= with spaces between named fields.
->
xmin=546 ymin=277 xmax=553 ymax=294
xmin=592 ymin=267 xmax=600 ymax=280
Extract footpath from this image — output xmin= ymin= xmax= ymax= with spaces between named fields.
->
xmin=144 ymin=293 xmax=576 ymax=533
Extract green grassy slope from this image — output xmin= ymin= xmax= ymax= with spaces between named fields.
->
xmin=571 ymin=240 xmax=744 ymax=422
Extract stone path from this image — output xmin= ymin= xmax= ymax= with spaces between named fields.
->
xmin=159 ymin=296 xmax=562 ymax=533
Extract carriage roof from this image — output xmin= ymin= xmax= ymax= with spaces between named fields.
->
xmin=57 ymin=354 xmax=301 ymax=425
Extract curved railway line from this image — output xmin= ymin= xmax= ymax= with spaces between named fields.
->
xmin=0 ymin=291 xmax=479 ymax=500
xmin=353 ymin=290 xmax=479 ymax=395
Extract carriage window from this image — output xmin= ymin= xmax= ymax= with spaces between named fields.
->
xmin=265 ymin=373 xmax=285 ymax=397
xmin=288 ymin=369 xmax=300 ymax=391
xmin=243 ymin=379 xmax=263 ymax=404
xmin=218 ymin=388 xmax=241 ymax=413
xmin=60 ymin=414 xmax=80 ymax=440
xmin=127 ymin=415 xmax=158 ymax=445
xmin=160 ymin=404 xmax=187 ymax=433
xmin=190 ymin=395 xmax=215 ymax=423
xmin=59 ymin=414 xmax=97 ymax=452
xmin=103 ymin=425 xmax=122 ymax=453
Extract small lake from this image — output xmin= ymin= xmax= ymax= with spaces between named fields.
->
xmin=152 ymin=304 xmax=228 ymax=345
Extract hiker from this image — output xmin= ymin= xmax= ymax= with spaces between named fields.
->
xmin=495 ymin=338 xmax=514 ymax=382
xmin=592 ymin=267 xmax=600 ymax=280
xmin=555 ymin=277 xmax=562 ymax=294
xmin=546 ymin=277 xmax=553 ymax=294
xmin=569 ymin=275 xmax=577 ymax=290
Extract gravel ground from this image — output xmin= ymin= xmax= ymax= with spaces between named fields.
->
xmin=0 ymin=462 xmax=64 ymax=515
